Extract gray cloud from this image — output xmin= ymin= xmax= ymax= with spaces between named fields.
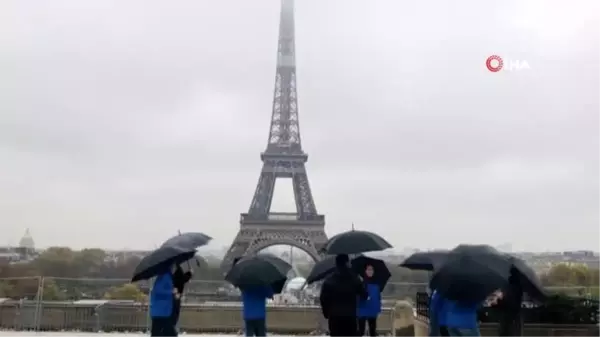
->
xmin=0 ymin=0 xmax=598 ymax=252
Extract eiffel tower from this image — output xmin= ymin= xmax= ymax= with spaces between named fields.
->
xmin=221 ymin=0 xmax=327 ymax=270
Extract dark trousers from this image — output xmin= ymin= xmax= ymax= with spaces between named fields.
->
xmin=358 ymin=317 xmax=377 ymax=336
xmin=244 ymin=318 xmax=266 ymax=337
xmin=171 ymin=299 xmax=181 ymax=326
xmin=328 ymin=316 xmax=358 ymax=336
xmin=498 ymin=315 xmax=522 ymax=336
xmin=440 ymin=326 xmax=451 ymax=336
xmin=151 ymin=317 xmax=177 ymax=336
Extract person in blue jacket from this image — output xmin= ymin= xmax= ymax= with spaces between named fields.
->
xmin=241 ymin=285 xmax=274 ymax=337
xmin=150 ymin=266 xmax=177 ymax=336
xmin=428 ymin=289 xmax=443 ymax=336
xmin=442 ymin=298 xmax=482 ymax=336
xmin=357 ymin=264 xmax=382 ymax=336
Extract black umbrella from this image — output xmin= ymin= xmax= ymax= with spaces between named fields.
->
xmin=508 ymin=255 xmax=547 ymax=301
xmin=271 ymin=278 xmax=288 ymax=295
xmin=352 ymin=256 xmax=391 ymax=291
xmin=430 ymin=244 xmax=512 ymax=303
xmin=257 ymin=254 xmax=293 ymax=277
xmin=400 ymin=250 xmax=449 ymax=271
xmin=306 ymin=255 xmax=337 ymax=284
xmin=323 ymin=230 xmax=392 ymax=255
xmin=225 ymin=255 xmax=292 ymax=294
xmin=306 ymin=254 xmax=369 ymax=284
xmin=161 ymin=232 xmax=212 ymax=250
xmin=132 ymin=246 xmax=197 ymax=282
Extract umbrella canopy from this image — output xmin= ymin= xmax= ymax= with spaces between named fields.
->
xmin=323 ymin=230 xmax=392 ymax=255
xmin=225 ymin=255 xmax=292 ymax=294
xmin=352 ymin=256 xmax=391 ymax=291
xmin=161 ymin=232 xmax=212 ymax=250
xmin=508 ymin=255 xmax=547 ymax=301
xmin=306 ymin=255 xmax=337 ymax=284
xmin=132 ymin=246 xmax=197 ymax=282
xmin=430 ymin=244 xmax=512 ymax=303
xmin=257 ymin=254 xmax=294 ymax=278
xmin=400 ymin=250 xmax=449 ymax=271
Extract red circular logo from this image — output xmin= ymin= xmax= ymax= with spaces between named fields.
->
xmin=486 ymin=55 xmax=503 ymax=72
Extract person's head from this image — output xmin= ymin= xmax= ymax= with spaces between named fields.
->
xmin=508 ymin=267 xmax=520 ymax=286
xmin=365 ymin=264 xmax=374 ymax=278
xmin=335 ymin=254 xmax=350 ymax=268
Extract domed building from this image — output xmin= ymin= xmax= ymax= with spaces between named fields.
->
xmin=15 ymin=229 xmax=36 ymax=259
xmin=18 ymin=229 xmax=35 ymax=250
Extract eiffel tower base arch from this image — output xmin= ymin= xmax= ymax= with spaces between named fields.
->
xmin=221 ymin=225 xmax=327 ymax=271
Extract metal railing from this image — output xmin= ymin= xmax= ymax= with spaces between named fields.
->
xmin=2 ymin=277 xmax=597 ymax=302
xmin=415 ymin=292 xmax=430 ymax=318
xmin=0 ymin=276 xmax=399 ymax=332
xmin=1 ymin=276 xmax=597 ymax=331
xmin=414 ymin=291 xmax=599 ymax=324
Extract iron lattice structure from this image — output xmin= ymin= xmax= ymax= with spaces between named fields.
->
xmin=221 ymin=0 xmax=327 ymax=270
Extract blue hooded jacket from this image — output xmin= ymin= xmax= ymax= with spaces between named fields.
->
xmin=241 ymin=286 xmax=273 ymax=320
xmin=150 ymin=272 xmax=174 ymax=318
xmin=443 ymin=299 xmax=480 ymax=329
xmin=429 ymin=290 xmax=442 ymax=336
xmin=357 ymin=282 xmax=381 ymax=318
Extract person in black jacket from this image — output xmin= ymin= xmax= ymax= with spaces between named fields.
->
xmin=497 ymin=267 xmax=523 ymax=336
xmin=171 ymin=264 xmax=193 ymax=331
xmin=319 ymin=254 xmax=368 ymax=336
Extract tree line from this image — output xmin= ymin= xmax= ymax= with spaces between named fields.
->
xmin=0 ymin=247 xmax=221 ymax=301
xmin=0 ymin=247 xmax=597 ymax=301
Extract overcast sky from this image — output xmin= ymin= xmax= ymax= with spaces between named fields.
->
xmin=1 ymin=0 xmax=598 ymax=252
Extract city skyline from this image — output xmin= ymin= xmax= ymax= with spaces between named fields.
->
xmin=1 ymin=0 xmax=598 ymax=251
xmin=3 ymin=228 xmax=599 ymax=255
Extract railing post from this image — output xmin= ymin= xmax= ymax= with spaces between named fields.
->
xmin=34 ymin=276 xmax=45 ymax=331
xmin=389 ymin=304 xmax=396 ymax=335
xmin=147 ymin=277 xmax=154 ymax=333
xmin=94 ymin=304 xmax=103 ymax=332
xmin=16 ymin=298 xmax=23 ymax=330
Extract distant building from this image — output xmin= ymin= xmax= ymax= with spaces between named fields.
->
xmin=14 ymin=229 xmax=37 ymax=260
xmin=103 ymin=250 xmax=149 ymax=263
xmin=0 ymin=229 xmax=38 ymax=263
xmin=0 ymin=250 xmax=21 ymax=263
xmin=18 ymin=229 xmax=35 ymax=250
xmin=563 ymin=250 xmax=596 ymax=258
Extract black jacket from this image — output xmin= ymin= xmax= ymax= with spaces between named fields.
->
xmin=173 ymin=266 xmax=192 ymax=294
xmin=498 ymin=272 xmax=523 ymax=317
xmin=319 ymin=266 xmax=368 ymax=318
